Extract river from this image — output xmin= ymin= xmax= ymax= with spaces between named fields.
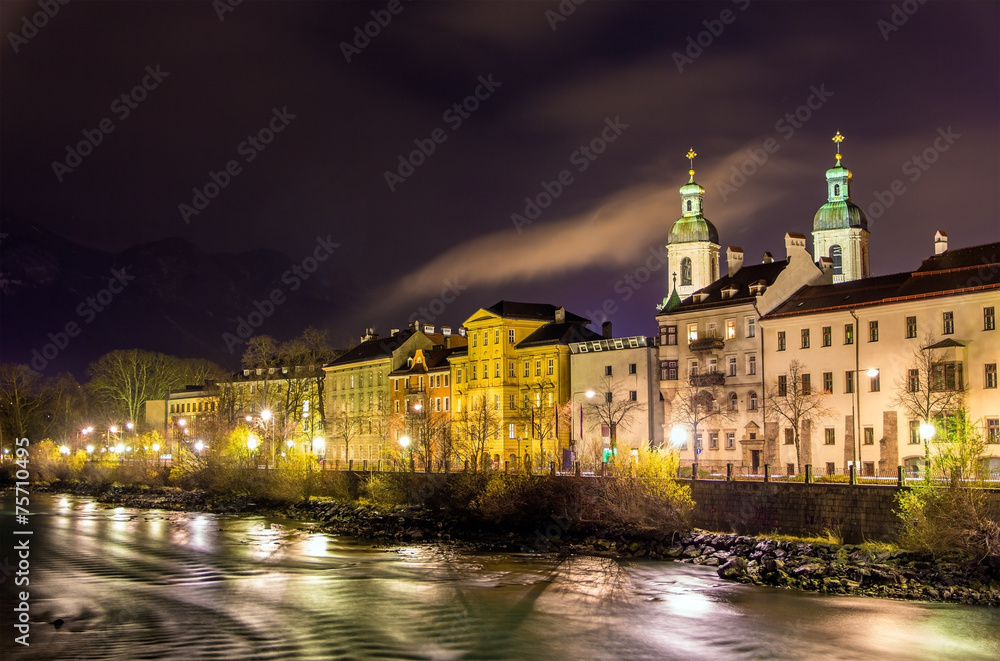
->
xmin=2 ymin=494 xmax=999 ymax=660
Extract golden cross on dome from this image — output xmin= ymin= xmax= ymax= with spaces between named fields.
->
xmin=832 ymin=131 xmax=845 ymax=161
xmin=686 ymin=148 xmax=697 ymax=175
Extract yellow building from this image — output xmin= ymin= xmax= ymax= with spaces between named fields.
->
xmin=450 ymin=301 xmax=601 ymax=469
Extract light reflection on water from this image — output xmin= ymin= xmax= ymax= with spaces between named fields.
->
xmin=3 ymin=494 xmax=999 ymax=661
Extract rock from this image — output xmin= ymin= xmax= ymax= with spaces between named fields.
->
xmin=793 ymin=563 xmax=824 ymax=578
xmin=718 ymin=557 xmax=748 ymax=580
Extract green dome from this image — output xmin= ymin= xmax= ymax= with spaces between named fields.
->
xmin=813 ymin=200 xmax=868 ymax=231
xmin=668 ymin=216 xmax=719 ymax=244
xmin=679 ymin=181 xmax=705 ymax=197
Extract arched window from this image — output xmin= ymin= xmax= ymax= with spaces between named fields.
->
xmin=686 ymin=200 xmax=692 ymax=212
xmin=681 ymin=257 xmax=693 ymax=286
xmin=728 ymin=392 xmax=738 ymax=411
xmin=833 ymin=184 xmax=840 ymax=196
xmin=830 ymin=245 xmax=843 ymax=275
xmin=748 ymin=391 xmax=758 ymax=410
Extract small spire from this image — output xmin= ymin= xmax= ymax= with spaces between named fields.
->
xmin=686 ymin=148 xmax=697 ymax=180
xmin=832 ymin=131 xmax=844 ymax=163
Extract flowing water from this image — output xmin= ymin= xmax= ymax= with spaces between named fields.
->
xmin=2 ymin=494 xmax=999 ymax=661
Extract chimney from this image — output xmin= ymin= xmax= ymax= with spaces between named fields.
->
xmin=762 ymin=252 xmax=774 ymax=264
xmin=441 ymin=326 xmax=451 ymax=337
xmin=423 ymin=325 xmax=434 ymax=335
xmin=784 ymin=233 xmax=807 ymax=260
xmin=934 ymin=230 xmax=948 ymax=255
xmin=390 ymin=328 xmax=399 ymax=336
xmin=555 ymin=306 xmax=566 ymax=323
xmin=411 ymin=319 xmax=421 ymax=331
xmin=602 ymin=321 xmax=613 ymax=339
xmin=726 ymin=246 xmax=744 ymax=276
xmin=458 ymin=327 xmax=466 ymax=337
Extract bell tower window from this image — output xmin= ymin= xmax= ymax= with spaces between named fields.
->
xmin=681 ymin=257 xmax=693 ymax=286
xmin=833 ymin=184 xmax=840 ymax=197
xmin=686 ymin=200 xmax=692 ymax=212
xmin=830 ymin=245 xmax=842 ymax=275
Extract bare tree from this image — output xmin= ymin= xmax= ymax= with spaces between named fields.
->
xmin=517 ymin=377 xmax=561 ymax=469
xmin=766 ymin=359 xmax=832 ymax=473
xmin=585 ymin=375 xmax=647 ymax=457
xmin=86 ymin=350 xmax=192 ymax=424
xmin=0 ymin=365 xmax=51 ymax=445
xmin=453 ymin=394 xmax=503 ymax=470
xmin=330 ymin=408 xmax=364 ymax=466
xmin=891 ymin=333 xmax=966 ymax=469
xmin=665 ymin=377 xmax=731 ymax=457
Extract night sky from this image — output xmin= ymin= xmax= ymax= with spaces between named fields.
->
xmin=3 ymin=0 xmax=998 ymax=353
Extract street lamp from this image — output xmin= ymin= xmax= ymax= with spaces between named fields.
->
xmin=669 ymin=425 xmax=688 ymax=448
xmin=261 ymin=410 xmax=276 ymax=467
xmin=571 ymin=390 xmax=596 ymax=464
xmin=247 ymin=433 xmax=260 ymax=451
xmin=399 ymin=435 xmax=412 ymax=471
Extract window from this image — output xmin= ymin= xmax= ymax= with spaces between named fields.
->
xmin=784 ymin=428 xmax=794 ymax=445
xmin=987 ymin=363 xmax=998 ymax=389
xmin=931 ymin=362 xmax=963 ymax=391
xmin=495 ymin=362 xmax=501 ymax=378
xmin=864 ymin=427 xmax=874 ymax=445
xmin=825 ymin=462 xmax=836 ymax=475
xmin=483 ymin=331 xmax=489 ymax=346
xmin=726 ymin=432 xmax=735 ymax=449
xmin=545 ymin=359 xmax=554 ymax=376
xmin=444 ymin=374 xmax=449 ymax=387
xmin=728 ymin=392 xmax=738 ymax=411
xmin=747 ymin=355 xmax=757 ymax=375
xmin=687 ymin=324 xmax=698 ymax=342
xmin=830 ymin=245 xmax=842 ymax=275
xmin=662 ymin=360 xmax=678 ymax=380
xmin=605 ymin=392 xmax=613 ymax=403
xmin=509 ymin=329 xmax=515 ymax=344
xmin=908 ymin=368 xmax=920 ymax=392
xmin=747 ymin=318 xmax=756 ymax=338
xmin=728 ymin=356 xmax=737 ymax=377
xmin=629 ymin=363 xmax=637 ymax=375
xmin=777 ymin=331 xmax=786 ymax=351
xmin=823 ymin=372 xmax=833 ymax=393
xmin=509 ymin=362 xmax=515 ymax=378
xmin=863 ymin=462 xmax=875 ymax=477
xmin=686 ymin=200 xmax=692 ymax=212
xmin=800 ymin=374 xmax=811 ymax=395
xmin=787 ymin=463 xmax=796 ymax=476
xmin=509 ymin=423 xmax=515 ymax=439
xmin=471 ymin=365 xmax=477 ymax=380
xmin=523 ymin=362 xmax=529 ymax=378
xmin=986 ymin=306 xmax=996 ymax=331
xmin=509 ymin=394 xmax=515 ymax=410
xmin=394 ymin=400 xmax=400 ymax=414
xmin=845 ymin=323 xmax=854 ymax=345
xmin=472 ymin=334 xmax=477 ymax=347
xmin=943 ymin=311 xmax=954 ymax=335
xmin=495 ymin=330 xmax=500 ymax=345
xmin=726 ymin=320 xmax=736 ymax=339
xmin=709 ymin=358 xmax=718 ymax=373
xmin=604 ymin=365 xmax=613 ymax=377
xmin=801 ymin=329 xmax=810 ymax=349
xmin=987 ymin=418 xmax=999 ymax=443
xmin=535 ymin=360 xmax=541 ymax=377
xmin=495 ymin=394 xmax=501 ymax=410
xmin=681 ymin=257 xmax=692 ymax=286
xmin=777 ymin=375 xmax=787 ymax=396
xmin=629 ymin=390 xmax=638 ymax=402
xmin=909 ymin=420 xmax=921 ymax=445
xmin=824 ymin=428 xmax=836 ymax=445
xmin=456 ymin=369 xmax=462 ymax=385
xmin=845 ymin=371 xmax=855 ymax=394
xmin=822 ymin=326 xmax=832 ymax=347
xmin=869 ymin=372 xmax=881 ymax=392
xmin=906 ymin=316 xmax=917 ymax=339
xmin=666 ymin=326 xmax=677 ymax=345
xmin=689 ymin=361 xmax=699 ymax=376
xmin=709 ymin=432 xmax=719 ymax=449
xmin=869 ymin=320 xmax=879 ymax=342
xmin=748 ymin=391 xmax=758 ymax=410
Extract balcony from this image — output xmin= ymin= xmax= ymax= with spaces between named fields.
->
xmin=405 ymin=386 xmax=426 ymax=394
xmin=690 ymin=372 xmax=725 ymax=388
xmin=688 ymin=334 xmax=725 ymax=353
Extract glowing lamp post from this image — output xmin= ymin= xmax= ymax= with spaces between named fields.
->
xmin=669 ymin=425 xmax=688 ymax=448
xmin=919 ymin=422 xmax=936 ymax=480
xmin=849 ymin=367 xmax=880 ymax=475
xmin=399 ymin=435 xmax=412 ymax=471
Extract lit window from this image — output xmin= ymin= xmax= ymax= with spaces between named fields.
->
xmin=687 ymin=324 xmax=698 ymax=342
xmin=823 ymin=372 xmax=833 ymax=393
xmin=726 ymin=320 xmax=736 ymax=339
xmin=547 ymin=359 xmax=554 ymax=376
xmin=844 ymin=323 xmax=854 ymax=345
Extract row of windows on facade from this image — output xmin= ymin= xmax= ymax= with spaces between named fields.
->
xmin=779 ymin=418 xmax=1000 ymax=447
xmin=391 ymin=374 xmax=449 ymax=391
xmin=660 ymin=355 xmax=757 ymax=380
xmin=470 ymin=328 xmax=518 ymax=348
xmin=771 ymin=363 xmax=995 ymax=396
xmin=169 ymin=401 xmax=216 ymax=414
xmin=241 ymin=365 xmax=316 ymax=377
xmin=660 ymin=318 xmax=756 ymax=345
xmin=775 ymin=307 xmax=996 ymax=351
xmin=456 ymin=359 xmax=556 ymax=383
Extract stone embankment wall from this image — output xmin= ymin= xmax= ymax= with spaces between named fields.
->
xmin=685 ymin=479 xmax=1000 ymax=543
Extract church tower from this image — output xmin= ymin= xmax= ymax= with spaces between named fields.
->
xmin=666 ymin=149 xmax=720 ymax=299
xmin=812 ymin=132 xmax=870 ymax=283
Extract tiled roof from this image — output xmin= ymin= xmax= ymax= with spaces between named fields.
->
xmin=483 ymin=300 xmax=589 ymax=323
xmin=326 ymin=330 xmax=416 ymax=367
xmin=664 ymin=259 xmax=790 ymax=313
xmin=388 ymin=348 xmax=456 ymax=377
xmin=517 ymin=322 xmax=603 ymax=348
xmin=765 ymin=242 xmax=1000 ymax=319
